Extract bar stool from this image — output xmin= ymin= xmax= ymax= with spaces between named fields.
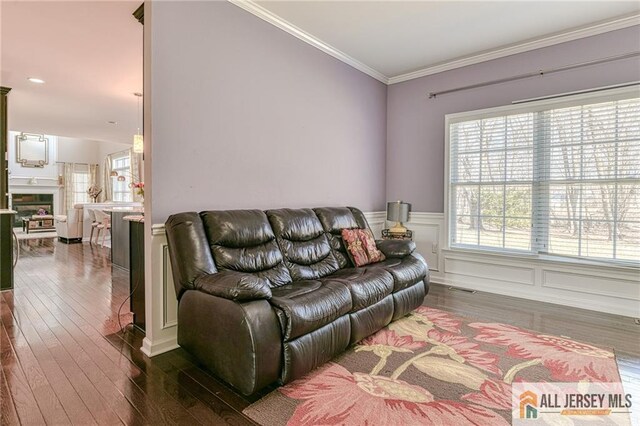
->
xmin=94 ymin=210 xmax=111 ymax=247
xmin=87 ymin=209 xmax=100 ymax=244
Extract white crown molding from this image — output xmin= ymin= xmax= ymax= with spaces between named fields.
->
xmin=228 ymin=0 xmax=389 ymax=84
xmin=228 ymin=1 xmax=640 ymax=86
xmin=388 ymin=13 xmax=640 ymax=85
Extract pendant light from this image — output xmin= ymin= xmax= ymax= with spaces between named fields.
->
xmin=133 ymin=92 xmax=143 ymax=153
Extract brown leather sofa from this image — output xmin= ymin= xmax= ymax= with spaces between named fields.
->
xmin=165 ymin=207 xmax=429 ymax=395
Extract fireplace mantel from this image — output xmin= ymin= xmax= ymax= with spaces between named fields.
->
xmin=9 ymin=186 xmax=61 ymax=221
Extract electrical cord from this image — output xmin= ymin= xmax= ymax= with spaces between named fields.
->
xmin=12 ymin=229 xmax=19 ymax=268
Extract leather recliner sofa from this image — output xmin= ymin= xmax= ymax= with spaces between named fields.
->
xmin=165 ymin=206 xmax=429 ymax=395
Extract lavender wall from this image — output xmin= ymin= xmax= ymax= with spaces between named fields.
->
xmin=387 ymin=26 xmax=640 ymax=213
xmin=149 ymin=2 xmax=387 ymax=223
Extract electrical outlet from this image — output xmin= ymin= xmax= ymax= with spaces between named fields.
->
xmin=431 ymin=242 xmax=438 ymax=253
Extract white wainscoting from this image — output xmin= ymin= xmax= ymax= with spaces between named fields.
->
xmin=439 ymin=249 xmax=640 ymax=318
xmin=143 ymin=210 xmax=638 ymax=356
xmin=141 ymin=224 xmax=180 ymax=357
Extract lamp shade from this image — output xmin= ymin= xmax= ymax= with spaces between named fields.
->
xmin=387 ymin=201 xmax=410 ymax=223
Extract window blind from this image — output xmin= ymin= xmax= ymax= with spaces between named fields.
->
xmin=449 ymin=93 xmax=640 ymax=264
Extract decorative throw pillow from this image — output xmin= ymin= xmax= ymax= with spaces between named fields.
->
xmin=360 ymin=229 xmax=386 ymax=263
xmin=341 ymin=228 xmax=386 ymax=267
xmin=341 ymin=228 xmax=369 ymax=267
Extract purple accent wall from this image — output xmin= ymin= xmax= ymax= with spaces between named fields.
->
xmin=387 ymin=26 xmax=640 ymax=213
xmin=149 ymin=2 xmax=387 ymax=223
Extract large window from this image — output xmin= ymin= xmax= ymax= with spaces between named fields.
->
xmin=72 ymin=167 xmax=90 ymax=204
xmin=447 ymin=88 xmax=639 ymax=264
xmin=112 ymin=153 xmax=132 ymax=202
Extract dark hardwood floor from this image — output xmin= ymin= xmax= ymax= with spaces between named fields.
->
xmin=2 ymin=238 xmax=639 ymax=425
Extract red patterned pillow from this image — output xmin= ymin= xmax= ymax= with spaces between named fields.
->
xmin=341 ymin=228 xmax=386 ymax=267
xmin=341 ymin=229 xmax=369 ymax=267
xmin=360 ymin=229 xmax=385 ymax=263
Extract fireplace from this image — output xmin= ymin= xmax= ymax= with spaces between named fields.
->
xmin=11 ymin=193 xmax=54 ymax=227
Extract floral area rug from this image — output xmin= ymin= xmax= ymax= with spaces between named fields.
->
xmin=243 ymin=307 xmax=620 ymax=425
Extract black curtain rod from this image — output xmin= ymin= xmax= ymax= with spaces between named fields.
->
xmin=427 ymin=51 xmax=640 ymax=99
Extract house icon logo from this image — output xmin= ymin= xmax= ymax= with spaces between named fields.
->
xmin=520 ymin=390 xmax=538 ymax=419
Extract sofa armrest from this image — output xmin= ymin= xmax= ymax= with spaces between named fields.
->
xmin=178 ymin=291 xmax=282 ymax=395
xmin=375 ymin=239 xmax=416 ymax=258
xmin=194 ymin=271 xmax=272 ymax=301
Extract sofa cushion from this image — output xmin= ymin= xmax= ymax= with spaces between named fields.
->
xmin=194 ymin=271 xmax=272 ymax=301
xmin=314 ymin=207 xmax=362 ymax=268
xmin=342 ymin=228 xmax=386 ymax=267
xmin=368 ymin=254 xmax=428 ymax=292
xmin=267 ymin=208 xmax=339 ymax=280
xmin=201 ymin=210 xmax=291 ymax=287
xmin=270 ymin=280 xmax=352 ymax=341
xmin=376 ymin=239 xmax=416 ymax=258
xmin=322 ymin=267 xmax=393 ymax=312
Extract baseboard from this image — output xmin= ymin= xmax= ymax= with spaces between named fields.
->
xmin=141 ymin=336 xmax=180 ymax=357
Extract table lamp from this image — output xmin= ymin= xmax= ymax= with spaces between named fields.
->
xmin=387 ymin=201 xmax=411 ymax=234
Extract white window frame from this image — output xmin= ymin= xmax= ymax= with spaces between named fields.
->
xmin=112 ymin=152 xmax=133 ymax=202
xmin=72 ymin=166 xmax=90 ymax=205
xmin=444 ymin=85 xmax=640 ymax=268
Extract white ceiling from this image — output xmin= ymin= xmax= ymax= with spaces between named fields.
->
xmin=254 ymin=0 xmax=640 ymax=80
xmin=0 ymin=1 xmax=142 ymax=144
xmin=1 ymin=1 xmax=637 ymax=145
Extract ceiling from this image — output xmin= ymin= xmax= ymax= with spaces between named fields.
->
xmin=254 ymin=1 xmax=640 ymax=81
xmin=1 ymin=1 xmax=637 ymax=144
xmin=0 ymin=1 xmax=142 ymax=144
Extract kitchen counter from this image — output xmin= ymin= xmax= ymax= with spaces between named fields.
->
xmin=123 ymin=215 xmax=144 ymax=222
xmin=109 ymin=210 xmax=143 ymax=270
xmin=79 ymin=202 xmax=142 ymax=240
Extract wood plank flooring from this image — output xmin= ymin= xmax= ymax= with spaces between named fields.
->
xmin=1 ymin=238 xmax=639 ymax=425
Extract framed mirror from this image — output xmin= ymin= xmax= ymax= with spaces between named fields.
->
xmin=16 ymin=133 xmax=49 ymax=168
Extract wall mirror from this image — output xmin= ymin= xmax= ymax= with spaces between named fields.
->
xmin=16 ymin=133 xmax=49 ymax=168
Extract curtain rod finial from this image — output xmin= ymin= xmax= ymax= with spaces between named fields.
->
xmin=428 ymin=92 xmax=436 ymax=99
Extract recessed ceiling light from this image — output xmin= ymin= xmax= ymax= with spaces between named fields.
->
xmin=107 ymin=120 xmax=118 ymax=125
xmin=28 ymin=77 xmax=45 ymax=84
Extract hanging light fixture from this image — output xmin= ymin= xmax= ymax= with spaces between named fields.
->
xmin=133 ymin=92 xmax=143 ymax=153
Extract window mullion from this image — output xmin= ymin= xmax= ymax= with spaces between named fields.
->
xmin=502 ymin=117 xmax=507 ymax=249
xmin=613 ymin=103 xmax=619 ymax=259
xmin=478 ymin=123 xmax=483 ymax=246
xmin=578 ymin=107 xmax=584 ymax=257
xmin=532 ymin=111 xmax=548 ymax=254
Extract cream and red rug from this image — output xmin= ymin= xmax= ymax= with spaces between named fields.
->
xmin=243 ymin=307 xmax=622 ymax=425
